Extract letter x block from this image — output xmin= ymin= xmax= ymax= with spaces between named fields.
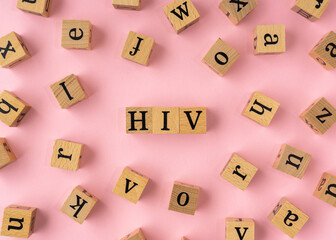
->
xmin=219 ymin=0 xmax=258 ymax=25
xmin=291 ymin=0 xmax=331 ymax=21
xmin=17 ymin=0 xmax=51 ymax=17
xmin=226 ymin=218 xmax=255 ymax=240
xmin=121 ymin=228 xmax=146 ymax=240
xmin=0 ymin=138 xmax=16 ymax=169
xmin=62 ymin=20 xmax=92 ymax=50
xmin=268 ymin=198 xmax=309 ymax=238
xmin=112 ymin=0 xmax=140 ymax=10
xmin=313 ymin=172 xmax=336 ymax=208
xmin=253 ymin=25 xmax=286 ymax=55
xmin=1 ymin=205 xmax=37 ymax=238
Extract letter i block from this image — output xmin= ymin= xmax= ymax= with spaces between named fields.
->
xmin=179 ymin=107 xmax=206 ymax=134
xmin=1 ymin=205 xmax=37 ymax=238
xmin=219 ymin=0 xmax=258 ymax=25
xmin=152 ymin=107 xmax=180 ymax=134
xmin=121 ymin=228 xmax=146 ymax=240
xmin=61 ymin=185 xmax=98 ymax=224
xmin=202 ymin=38 xmax=240 ymax=76
xmin=268 ymin=198 xmax=309 ymax=238
xmin=253 ymin=25 xmax=286 ymax=55
xmin=313 ymin=172 xmax=336 ymax=208
xmin=17 ymin=0 xmax=51 ymax=17
xmin=62 ymin=20 xmax=92 ymax=50
xmin=291 ymin=0 xmax=330 ymax=21
xmin=226 ymin=218 xmax=255 ymax=240
xmin=126 ymin=107 xmax=152 ymax=134
xmin=0 ymin=138 xmax=16 ymax=169
xmin=112 ymin=0 xmax=140 ymax=10
xmin=168 ymin=181 xmax=200 ymax=215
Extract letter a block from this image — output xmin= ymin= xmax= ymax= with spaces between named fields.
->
xmin=202 ymin=38 xmax=240 ymax=76
xmin=113 ymin=0 xmax=140 ymax=10
xmin=120 ymin=228 xmax=146 ymax=240
xmin=179 ymin=107 xmax=206 ymax=134
xmin=291 ymin=0 xmax=330 ymax=21
xmin=168 ymin=181 xmax=200 ymax=215
xmin=1 ymin=205 xmax=37 ymax=238
xmin=126 ymin=107 xmax=152 ymax=133
xmin=152 ymin=107 xmax=180 ymax=134
xmin=226 ymin=218 xmax=255 ymax=240
xmin=62 ymin=20 xmax=92 ymax=50
xmin=61 ymin=185 xmax=98 ymax=224
xmin=0 ymin=138 xmax=16 ymax=169
xmin=253 ymin=25 xmax=286 ymax=55
xmin=219 ymin=0 xmax=258 ymax=25
xmin=313 ymin=172 xmax=336 ymax=208
xmin=17 ymin=0 xmax=51 ymax=17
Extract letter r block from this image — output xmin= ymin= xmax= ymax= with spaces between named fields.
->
xmin=62 ymin=20 xmax=92 ymax=50
xmin=17 ymin=0 xmax=51 ymax=17
xmin=219 ymin=0 xmax=258 ymax=25
xmin=126 ymin=107 xmax=152 ymax=134
xmin=179 ymin=107 xmax=206 ymax=134
xmin=253 ymin=25 xmax=286 ymax=55
xmin=112 ymin=0 xmax=140 ymax=10
xmin=120 ymin=228 xmax=146 ymax=240
xmin=0 ymin=138 xmax=16 ymax=169
xmin=291 ymin=0 xmax=331 ymax=21
xmin=313 ymin=172 xmax=336 ymax=208
xmin=226 ymin=218 xmax=255 ymax=240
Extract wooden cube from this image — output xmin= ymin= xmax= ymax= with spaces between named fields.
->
xmin=152 ymin=107 xmax=179 ymax=134
xmin=253 ymin=25 xmax=286 ymax=55
xmin=202 ymin=38 xmax=240 ymax=76
xmin=0 ymin=32 xmax=31 ymax=68
xmin=181 ymin=237 xmax=189 ymax=240
xmin=313 ymin=172 xmax=336 ymax=208
xmin=179 ymin=107 xmax=206 ymax=134
xmin=126 ymin=107 xmax=152 ymax=134
xmin=163 ymin=0 xmax=200 ymax=34
xmin=226 ymin=218 xmax=255 ymax=240
xmin=113 ymin=167 xmax=149 ymax=204
xmin=50 ymin=74 xmax=87 ymax=109
xmin=219 ymin=0 xmax=258 ymax=25
xmin=242 ymin=92 xmax=280 ymax=127
xmin=291 ymin=0 xmax=331 ymax=21
xmin=268 ymin=198 xmax=309 ymax=238
xmin=1 ymin=205 xmax=37 ymax=238
xmin=0 ymin=90 xmax=31 ymax=127
xmin=62 ymin=20 xmax=92 ymax=50
xmin=120 ymin=228 xmax=146 ymax=240
xmin=0 ymin=138 xmax=16 ymax=169
xmin=220 ymin=154 xmax=258 ymax=191
xmin=112 ymin=0 xmax=140 ymax=10
xmin=121 ymin=31 xmax=154 ymax=66
xmin=309 ymin=31 xmax=336 ymax=70
xmin=61 ymin=185 xmax=98 ymax=224
xmin=17 ymin=0 xmax=51 ymax=17
xmin=168 ymin=181 xmax=200 ymax=215
xmin=300 ymin=97 xmax=336 ymax=134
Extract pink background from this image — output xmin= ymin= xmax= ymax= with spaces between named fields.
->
xmin=0 ymin=0 xmax=336 ymax=239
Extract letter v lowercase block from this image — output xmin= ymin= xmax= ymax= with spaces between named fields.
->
xmin=126 ymin=107 xmax=152 ymax=133
xmin=219 ymin=0 xmax=258 ymax=25
xmin=253 ymin=25 xmax=286 ymax=55
xmin=112 ymin=0 xmax=141 ymax=10
xmin=226 ymin=218 xmax=255 ymax=240
xmin=0 ymin=138 xmax=17 ymax=169
xmin=152 ymin=107 xmax=180 ymax=134
xmin=313 ymin=172 xmax=336 ymax=208
xmin=179 ymin=107 xmax=206 ymax=134
xmin=17 ymin=0 xmax=51 ymax=17
xmin=120 ymin=228 xmax=146 ymax=240
xmin=62 ymin=20 xmax=92 ymax=50
xmin=291 ymin=0 xmax=331 ymax=21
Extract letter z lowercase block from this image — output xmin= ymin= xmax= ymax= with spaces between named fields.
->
xmin=253 ymin=25 xmax=286 ymax=55
xmin=126 ymin=107 xmax=152 ymax=133
xmin=219 ymin=0 xmax=258 ymax=25
xmin=62 ymin=20 xmax=92 ymax=50
xmin=313 ymin=172 xmax=336 ymax=208
xmin=226 ymin=218 xmax=255 ymax=240
xmin=179 ymin=107 xmax=206 ymax=134
xmin=112 ymin=0 xmax=141 ymax=10
xmin=120 ymin=228 xmax=146 ymax=240
xmin=0 ymin=138 xmax=17 ymax=169
xmin=291 ymin=0 xmax=330 ymax=21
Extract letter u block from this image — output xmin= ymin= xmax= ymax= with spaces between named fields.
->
xmin=0 ymin=138 xmax=16 ymax=169
xmin=219 ymin=0 xmax=258 ymax=25
xmin=291 ymin=0 xmax=330 ymax=21
xmin=253 ymin=25 xmax=286 ymax=55
xmin=120 ymin=228 xmax=146 ymax=240
xmin=17 ymin=0 xmax=51 ymax=17
xmin=62 ymin=20 xmax=92 ymax=50
xmin=226 ymin=218 xmax=255 ymax=240
xmin=112 ymin=0 xmax=140 ymax=10
xmin=313 ymin=172 xmax=336 ymax=208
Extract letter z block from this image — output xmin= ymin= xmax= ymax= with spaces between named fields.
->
xmin=17 ymin=0 xmax=51 ymax=17
xmin=219 ymin=0 xmax=258 ymax=25
xmin=121 ymin=228 xmax=146 ymax=240
xmin=291 ymin=0 xmax=330 ymax=21
xmin=112 ymin=0 xmax=140 ymax=10
xmin=179 ymin=107 xmax=206 ymax=134
xmin=226 ymin=218 xmax=255 ymax=240
xmin=0 ymin=138 xmax=16 ymax=169
xmin=313 ymin=172 xmax=336 ymax=208
xmin=62 ymin=20 xmax=92 ymax=50
xmin=126 ymin=107 xmax=152 ymax=134
xmin=253 ymin=25 xmax=286 ymax=55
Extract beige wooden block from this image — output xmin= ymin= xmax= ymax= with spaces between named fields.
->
xmin=0 ymin=138 xmax=16 ymax=169
xmin=0 ymin=32 xmax=31 ymax=68
xmin=291 ymin=0 xmax=330 ymax=21
xmin=226 ymin=218 xmax=255 ymax=240
xmin=309 ymin=31 xmax=336 ymax=70
xmin=112 ymin=0 xmax=140 ymax=10
xmin=300 ymin=97 xmax=336 ymax=134
xmin=152 ymin=107 xmax=179 ymax=134
xmin=126 ymin=107 xmax=152 ymax=134
xmin=61 ymin=185 xmax=98 ymax=224
xmin=179 ymin=107 xmax=206 ymax=134
xmin=219 ymin=0 xmax=258 ymax=25
xmin=253 ymin=25 xmax=286 ymax=55
xmin=168 ymin=181 xmax=200 ymax=215
xmin=121 ymin=31 xmax=154 ymax=66
xmin=120 ymin=228 xmax=146 ymax=240
xmin=17 ymin=0 xmax=51 ymax=17
xmin=242 ymin=92 xmax=280 ymax=127
xmin=1 ymin=205 xmax=37 ymax=238
xmin=202 ymin=38 xmax=240 ymax=76
xmin=181 ymin=237 xmax=189 ymax=240
xmin=163 ymin=0 xmax=200 ymax=34
xmin=62 ymin=20 xmax=92 ymax=50
xmin=313 ymin=172 xmax=336 ymax=208
xmin=50 ymin=74 xmax=87 ymax=109
xmin=268 ymin=198 xmax=309 ymax=238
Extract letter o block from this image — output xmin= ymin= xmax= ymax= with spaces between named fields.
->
xmin=17 ymin=0 xmax=51 ymax=17
xmin=219 ymin=0 xmax=258 ymax=25
xmin=313 ymin=172 xmax=336 ymax=208
xmin=120 ymin=228 xmax=146 ymax=240
xmin=226 ymin=218 xmax=255 ymax=240
xmin=62 ymin=20 xmax=92 ymax=50
xmin=291 ymin=0 xmax=331 ymax=21
xmin=253 ymin=25 xmax=286 ymax=55
xmin=0 ymin=138 xmax=16 ymax=169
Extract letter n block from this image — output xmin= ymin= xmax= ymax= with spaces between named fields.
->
xmin=226 ymin=218 xmax=255 ymax=240
xmin=1 ymin=205 xmax=37 ymax=238
xmin=268 ymin=198 xmax=309 ymax=238
xmin=17 ymin=0 xmax=51 ymax=17
xmin=0 ymin=138 xmax=16 ymax=169
xmin=61 ymin=185 xmax=98 ymax=224
xmin=313 ymin=172 xmax=336 ymax=208
xmin=291 ymin=0 xmax=331 ymax=21
xmin=126 ymin=107 xmax=152 ymax=134
xmin=253 ymin=25 xmax=286 ymax=55
xmin=112 ymin=0 xmax=140 ymax=10
xmin=219 ymin=0 xmax=258 ymax=25
xmin=179 ymin=107 xmax=206 ymax=134
xmin=152 ymin=107 xmax=180 ymax=134
xmin=121 ymin=228 xmax=146 ymax=240
xmin=62 ymin=20 xmax=92 ymax=50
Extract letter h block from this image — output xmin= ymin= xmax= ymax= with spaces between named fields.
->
xmin=226 ymin=218 xmax=255 ymax=240
xmin=313 ymin=172 xmax=336 ymax=208
xmin=219 ymin=0 xmax=258 ymax=25
xmin=120 ymin=228 xmax=146 ymax=240
xmin=17 ymin=0 xmax=51 ymax=17
xmin=291 ymin=0 xmax=331 ymax=21
xmin=0 ymin=138 xmax=16 ymax=169
xmin=62 ymin=20 xmax=92 ymax=50
xmin=253 ymin=25 xmax=286 ymax=55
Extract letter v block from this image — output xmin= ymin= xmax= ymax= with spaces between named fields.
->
xmin=180 ymin=107 xmax=206 ymax=134
xmin=1 ymin=205 xmax=37 ymax=238
xmin=62 ymin=20 xmax=92 ymax=50
xmin=219 ymin=0 xmax=258 ymax=25
xmin=291 ymin=0 xmax=331 ymax=22
xmin=226 ymin=218 xmax=255 ymax=240
xmin=313 ymin=172 xmax=336 ymax=208
xmin=120 ymin=228 xmax=146 ymax=240
xmin=17 ymin=0 xmax=51 ymax=17
xmin=0 ymin=138 xmax=17 ymax=169
xmin=253 ymin=25 xmax=286 ymax=55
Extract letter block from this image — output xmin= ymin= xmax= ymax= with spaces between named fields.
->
xmin=181 ymin=237 xmax=189 ymax=240
xmin=219 ymin=0 xmax=258 ymax=25
xmin=0 ymin=138 xmax=16 ymax=169
xmin=168 ymin=181 xmax=200 ymax=215
xmin=50 ymin=74 xmax=87 ymax=109
xmin=309 ymin=31 xmax=336 ymax=70
xmin=113 ymin=167 xmax=149 ymax=204
xmin=17 ymin=0 xmax=51 ymax=17
xmin=152 ymin=107 xmax=179 ymax=134
xmin=121 ymin=228 xmax=146 ymax=240
xmin=180 ymin=107 xmax=206 ymax=134
xmin=313 ymin=172 xmax=336 ymax=208
xmin=1 ymin=205 xmax=37 ymax=238
xmin=61 ymin=185 xmax=98 ymax=224
xmin=291 ymin=0 xmax=330 ymax=21
xmin=300 ymin=97 xmax=336 ymax=134
xmin=220 ymin=154 xmax=258 ymax=191
xmin=62 ymin=20 xmax=92 ymax=50
xmin=163 ymin=0 xmax=200 ymax=34
xmin=202 ymin=38 xmax=240 ymax=76
xmin=253 ymin=25 xmax=286 ymax=55
xmin=226 ymin=218 xmax=255 ymax=240
xmin=112 ymin=0 xmax=140 ymax=10
xmin=126 ymin=107 xmax=152 ymax=134
xmin=0 ymin=32 xmax=31 ymax=68
xmin=268 ymin=198 xmax=309 ymax=238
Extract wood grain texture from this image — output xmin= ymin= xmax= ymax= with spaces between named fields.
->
xmin=126 ymin=107 xmax=152 ymax=133
xmin=112 ymin=0 xmax=141 ymax=10
xmin=226 ymin=218 xmax=255 ymax=240
xmin=291 ymin=0 xmax=330 ymax=21
xmin=152 ymin=107 xmax=179 ymax=134
xmin=253 ymin=24 xmax=286 ymax=55
xmin=0 ymin=138 xmax=16 ymax=169
xmin=219 ymin=0 xmax=258 ymax=25
xmin=62 ymin=20 xmax=92 ymax=49
xmin=17 ymin=0 xmax=51 ymax=17
xmin=179 ymin=107 xmax=206 ymax=134
xmin=120 ymin=228 xmax=146 ymax=240
xmin=313 ymin=172 xmax=336 ymax=208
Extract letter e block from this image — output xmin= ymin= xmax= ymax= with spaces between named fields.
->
xmin=62 ymin=20 xmax=92 ymax=50
xmin=253 ymin=25 xmax=286 ymax=55
xmin=17 ymin=0 xmax=51 ymax=17
xmin=112 ymin=0 xmax=140 ymax=10
xmin=313 ymin=172 xmax=336 ymax=208
xmin=226 ymin=218 xmax=255 ymax=240
xmin=152 ymin=107 xmax=179 ymax=134
xmin=0 ymin=138 xmax=16 ymax=169
xmin=126 ymin=107 xmax=152 ymax=134
xmin=120 ymin=228 xmax=146 ymax=240
xmin=179 ymin=107 xmax=206 ymax=134
xmin=291 ymin=0 xmax=330 ymax=21
xmin=219 ymin=0 xmax=258 ymax=25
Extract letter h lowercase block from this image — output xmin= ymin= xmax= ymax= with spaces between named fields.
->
xmin=313 ymin=172 xmax=336 ymax=208
xmin=62 ymin=20 xmax=92 ymax=50
xmin=0 ymin=138 xmax=16 ymax=169
xmin=226 ymin=218 xmax=255 ymax=240
xmin=253 ymin=25 xmax=286 ymax=55
xmin=219 ymin=0 xmax=258 ymax=25
xmin=120 ymin=228 xmax=146 ymax=240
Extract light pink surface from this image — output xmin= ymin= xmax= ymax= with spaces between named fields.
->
xmin=0 ymin=0 xmax=336 ymax=239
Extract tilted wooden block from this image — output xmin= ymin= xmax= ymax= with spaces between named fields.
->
xmin=0 ymin=138 xmax=16 ymax=169
xmin=291 ymin=0 xmax=330 ymax=21
xmin=152 ymin=107 xmax=180 ymax=134
xmin=1 ymin=205 xmax=37 ymax=238
xmin=168 ymin=181 xmax=200 ymax=215
xmin=62 ymin=20 xmax=92 ymax=50
xmin=112 ymin=0 xmax=140 ymax=10
xmin=17 ymin=0 xmax=51 ymax=17
xmin=268 ymin=198 xmax=309 ymax=238
xmin=300 ymin=97 xmax=336 ymax=134
xmin=313 ymin=172 xmax=336 ymax=208
xmin=202 ymin=38 xmax=240 ymax=76
xmin=180 ymin=107 xmax=206 ymax=134
xmin=163 ymin=0 xmax=200 ymax=34
xmin=253 ymin=25 xmax=286 ymax=55
xmin=61 ymin=185 xmax=98 ymax=224
xmin=226 ymin=218 xmax=255 ymax=240
xmin=219 ymin=0 xmax=258 ymax=25
xmin=181 ymin=237 xmax=189 ymax=240
xmin=120 ymin=228 xmax=146 ymax=240
xmin=126 ymin=107 xmax=152 ymax=134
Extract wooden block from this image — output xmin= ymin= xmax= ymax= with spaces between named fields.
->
xmin=219 ymin=0 xmax=258 ymax=25
xmin=121 ymin=31 xmax=154 ymax=66
xmin=113 ymin=167 xmax=149 ymax=204
xmin=163 ymin=0 xmax=200 ymax=34
xmin=112 ymin=0 xmax=140 ymax=10
xmin=50 ymin=74 xmax=87 ymax=109
xmin=168 ymin=181 xmax=200 ymax=215
xmin=179 ymin=107 xmax=206 ymax=134
xmin=313 ymin=172 xmax=336 ymax=208
xmin=300 ymin=97 xmax=336 ymax=134
xmin=120 ymin=228 xmax=146 ymax=240
xmin=181 ymin=237 xmax=189 ymax=240
xmin=0 ymin=90 xmax=31 ymax=127
xmin=291 ymin=0 xmax=330 ymax=21
xmin=202 ymin=38 xmax=240 ymax=76
xmin=0 ymin=138 xmax=16 ymax=169
xmin=1 ymin=205 xmax=37 ymax=238
xmin=62 ymin=20 xmax=92 ymax=50
xmin=226 ymin=218 xmax=255 ymax=240
xmin=17 ymin=0 xmax=51 ymax=17
xmin=242 ymin=92 xmax=280 ymax=127
xmin=268 ymin=198 xmax=309 ymax=238
xmin=253 ymin=25 xmax=286 ymax=55
xmin=309 ymin=31 xmax=336 ymax=70
xmin=220 ymin=154 xmax=258 ymax=191
xmin=152 ymin=107 xmax=179 ymax=134
xmin=61 ymin=185 xmax=98 ymax=224
xmin=0 ymin=32 xmax=31 ymax=68
xmin=126 ymin=107 xmax=152 ymax=134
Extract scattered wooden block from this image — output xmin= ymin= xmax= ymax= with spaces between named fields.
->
xmin=112 ymin=0 xmax=140 ymax=10
xmin=253 ymin=25 xmax=286 ymax=55
xmin=219 ymin=0 xmax=258 ymax=25
xmin=300 ymin=97 xmax=336 ymax=134
xmin=202 ymin=38 xmax=240 ymax=76
xmin=152 ymin=107 xmax=180 ymax=134
xmin=61 ymin=185 xmax=98 ymax=224
xmin=291 ymin=0 xmax=331 ymax=21
xmin=163 ymin=0 xmax=200 ymax=34
xmin=0 ymin=32 xmax=31 ymax=68
xmin=1 ymin=205 xmax=37 ymax=238
xmin=242 ymin=92 xmax=280 ymax=127
xmin=120 ymin=228 xmax=146 ymax=240
xmin=313 ymin=172 xmax=336 ymax=208
xmin=181 ymin=237 xmax=189 ymax=240
xmin=268 ymin=198 xmax=309 ymax=238
xmin=226 ymin=218 xmax=255 ymax=240
xmin=62 ymin=20 xmax=92 ymax=50
xmin=17 ymin=0 xmax=51 ymax=17
xmin=179 ymin=107 xmax=206 ymax=134
xmin=126 ymin=107 xmax=152 ymax=134
xmin=0 ymin=138 xmax=16 ymax=169
xmin=50 ymin=74 xmax=87 ymax=109
xmin=168 ymin=181 xmax=200 ymax=215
